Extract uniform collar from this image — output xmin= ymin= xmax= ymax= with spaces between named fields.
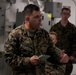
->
xmin=59 ymin=21 xmax=70 ymax=28
xmin=21 ymin=24 xmax=43 ymax=37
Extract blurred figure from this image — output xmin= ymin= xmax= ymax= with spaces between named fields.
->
xmin=49 ymin=31 xmax=69 ymax=63
xmin=45 ymin=31 xmax=69 ymax=75
xmin=49 ymin=32 xmax=58 ymax=47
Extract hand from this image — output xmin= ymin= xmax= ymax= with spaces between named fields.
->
xmin=60 ymin=50 xmax=69 ymax=63
xmin=30 ymin=55 xmax=39 ymax=65
xmin=60 ymin=54 xmax=69 ymax=63
xmin=70 ymin=56 xmax=75 ymax=61
xmin=60 ymin=50 xmax=65 ymax=58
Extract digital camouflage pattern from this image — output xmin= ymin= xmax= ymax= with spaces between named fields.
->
xmin=50 ymin=21 xmax=76 ymax=57
xmin=45 ymin=62 xmax=66 ymax=75
xmin=5 ymin=24 xmax=65 ymax=75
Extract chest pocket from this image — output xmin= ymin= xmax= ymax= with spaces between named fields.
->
xmin=35 ymin=37 xmax=49 ymax=55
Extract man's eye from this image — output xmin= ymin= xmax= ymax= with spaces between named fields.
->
xmin=34 ymin=15 xmax=42 ymax=19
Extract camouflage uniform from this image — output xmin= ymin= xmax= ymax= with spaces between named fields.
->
xmin=50 ymin=21 xmax=76 ymax=75
xmin=5 ymin=24 xmax=65 ymax=75
xmin=50 ymin=21 xmax=76 ymax=57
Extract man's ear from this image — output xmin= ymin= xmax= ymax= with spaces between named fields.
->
xmin=25 ymin=16 xmax=29 ymax=21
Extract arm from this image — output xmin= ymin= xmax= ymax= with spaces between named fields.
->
xmin=44 ymin=31 xmax=66 ymax=75
xmin=45 ymin=62 xmax=66 ymax=75
xmin=69 ymin=30 xmax=76 ymax=58
xmin=4 ymin=30 xmax=31 ymax=71
xmin=45 ymin=33 xmax=61 ymax=64
xmin=46 ymin=33 xmax=69 ymax=64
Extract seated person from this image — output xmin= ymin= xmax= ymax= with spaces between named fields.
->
xmin=45 ymin=31 xmax=69 ymax=75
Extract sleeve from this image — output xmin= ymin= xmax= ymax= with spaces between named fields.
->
xmin=45 ymin=61 xmax=66 ymax=75
xmin=4 ymin=31 xmax=31 ymax=72
xmin=70 ymin=30 xmax=76 ymax=58
xmin=49 ymin=25 xmax=56 ymax=32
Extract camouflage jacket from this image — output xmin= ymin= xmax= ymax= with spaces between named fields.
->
xmin=5 ymin=24 xmax=65 ymax=75
xmin=50 ymin=21 xmax=76 ymax=56
xmin=45 ymin=62 xmax=66 ymax=75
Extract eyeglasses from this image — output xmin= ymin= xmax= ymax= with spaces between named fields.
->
xmin=33 ymin=15 xmax=42 ymax=19
xmin=31 ymin=13 xmax=42 ymax=19
xmin=62 ymin=12 xmax=70 ymax=15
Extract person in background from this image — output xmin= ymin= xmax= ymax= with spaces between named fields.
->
xmin=50 ymin=7 xmax=76 ymax=75
xmin=4 ymin=4 xmax=69 ymax=75
xmin=45 ymin=31 xmax=68 ymax=75
xmin=49 ymin=31 xmax=68 ymax=62
xmin=49 ymin=32 xmax=58 ymax=47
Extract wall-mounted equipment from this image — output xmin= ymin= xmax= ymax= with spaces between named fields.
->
xmin=41 ymin=13 xmax=52 ymax=32
xmin=16 ymin=9 xmax=24 ymax=27
xmin=44 ymin=2 xmax=62 ymax=18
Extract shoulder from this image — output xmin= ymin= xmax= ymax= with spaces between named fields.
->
xmin=9 ymin=25 xmax=24 ymax=37
xmin=68 ymin=22 xmax=76 ymax=28
xmin=50 ymin=22 xmax=60 ymax=31
xmin=52 ymin=22 xmax=59 ymax=28
xmin=52 ymin=21 xmax=60 ymax=28
xmin=37 ymin=27 xmax=52 ymax=40
xmin=38 ymin=27 xmax=49 ymax=35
